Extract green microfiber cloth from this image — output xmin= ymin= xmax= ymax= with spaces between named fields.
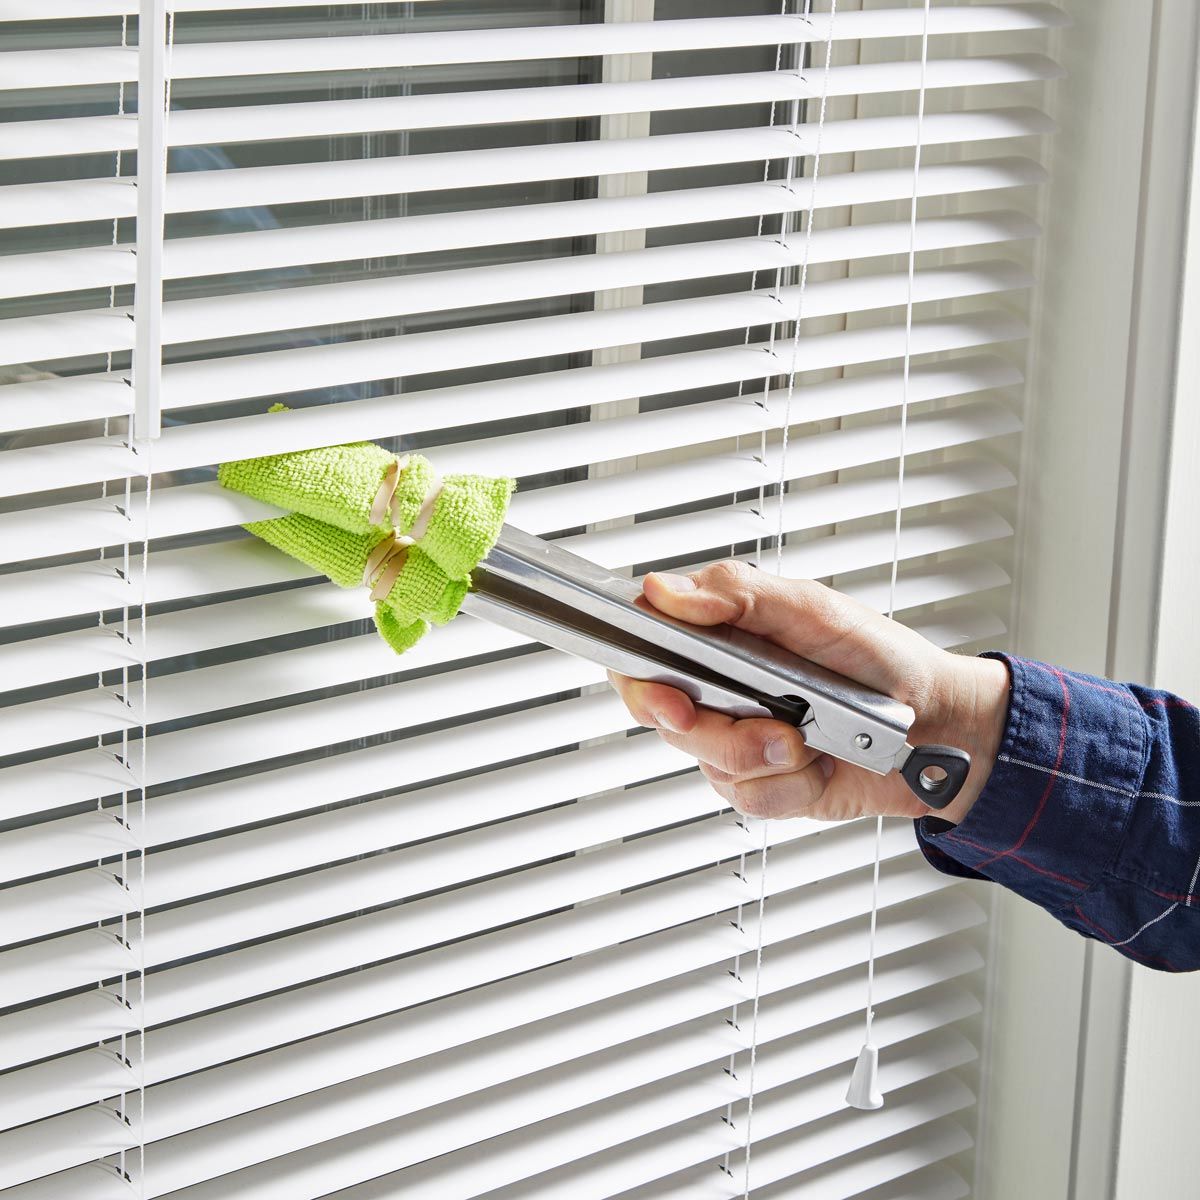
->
xmin=245 ymin=511 xmax=467 ymax=654
xmin=418 ymin=473 xmax=516 ymax=580
xmin=224 ymin=443 xmax=514 ymax=576
xmin=217 ymin=413 xmax=422 ymax=537
xmin=222 ymin=407 xmax=516 ymax=655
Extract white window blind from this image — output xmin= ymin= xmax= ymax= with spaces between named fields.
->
xmin=0 ymin=2 xmax=1062 ymax=1197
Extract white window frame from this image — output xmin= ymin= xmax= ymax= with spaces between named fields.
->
xmin=975 ymin=2 xmax=1200 ymax=1197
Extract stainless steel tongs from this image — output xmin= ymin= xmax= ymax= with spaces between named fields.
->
xmin=463 ymin=525 xmax=971 ymax=809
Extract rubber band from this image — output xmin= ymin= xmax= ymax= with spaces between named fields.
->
xmin=368 ymin=454 xmax=445 ymax=546
xmin=362 ymin=536 xmax=411 ymax=602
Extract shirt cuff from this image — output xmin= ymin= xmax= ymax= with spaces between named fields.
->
xmin=914 ymin=652 xmax=1147 ymax=913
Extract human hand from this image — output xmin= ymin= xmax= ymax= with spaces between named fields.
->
xmin=608 ymin=562 xmax=1010 ymax=824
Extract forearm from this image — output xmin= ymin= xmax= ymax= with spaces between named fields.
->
xmin=916 ymin=653 xmax=1200 ymax=972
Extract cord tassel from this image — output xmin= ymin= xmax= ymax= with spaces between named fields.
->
xmin=845 ymin=1042 xmax=884 ymax=1110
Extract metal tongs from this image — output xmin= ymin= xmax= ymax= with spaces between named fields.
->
xmin=463 ymin=525 xmax=971 ymax=809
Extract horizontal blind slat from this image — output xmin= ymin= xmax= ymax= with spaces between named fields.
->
xmin=909 ymin=604 xmax=1007 ymax=649
xmin=4 ymin=498 xmax=1013 ymax=765
xmin=2 ymin=556 xmax=1009 ymax=818
xmin=1 ymin=158 xmax=1044 ymax=301
xmin=568 ymin=464 xmax=1014 ymax=571
xmin=0 ymin=109 xmax=1052 ymax=231
xmin=6 ymin=598 xmax=1006 ymax=881
xmin=0 ymin=56 xmax=1063 ymax=160
xmin=133 ymin=984 xmax=981 ymax=1198
xmin=1 ymin=9 xmax=1068 ymax=90
xmin=747 ymin=1074 xmax=975 ymax=1190
xmin=1 ymin=346 xmax=1023 ymax=564
xmin=0 ymin=210 xmax=1039 ymax=361
xmin=1 ymin=807 xmax=812 ymax=1011
xmin=0 ymin=842 xmax=964 ymax=1077
xmin=270 ymin=1032 xmax=974 ymax=1200
xmin=751 ymin=1134 xmax=971 ymax=1200
xmin=48 ymin=910 xmax=982 ymax=1149
xmin=1 ymin=0 xmax=455 ymax=14
xmin=0 ymin=319 xmax=1026 ymax=486
xmin=0 ymin=390 xmax=1020 ymax=626
xmin=0 ymin=770 xmax=716 ymax=946
xmin=479 ymin=1070 xmax=974 ymax=1200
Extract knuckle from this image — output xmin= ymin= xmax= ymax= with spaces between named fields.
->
xmin=699 ymin=560 xmax=759 ymax=614
xmin=699 ymin=761 xmax=734 ymax=785
xmin=705 ymin=559 xmax=755 ymax=588
xmin=730 ymin=782 xmax=770 ymax=819
xmin=723 ymin=732 xmax=766 ymax=777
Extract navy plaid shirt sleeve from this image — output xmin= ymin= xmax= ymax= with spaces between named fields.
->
xmin=914 ymin=652 xmax=1200 ymax=972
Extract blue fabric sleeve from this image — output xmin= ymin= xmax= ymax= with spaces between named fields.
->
xmin=915 ymin=652 xmax=1200 ymax=972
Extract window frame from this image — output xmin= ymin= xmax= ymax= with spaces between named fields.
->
xmin=978 ymin=3 xmax=1200 ymax=1198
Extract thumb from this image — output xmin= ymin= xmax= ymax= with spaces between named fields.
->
xmin=641 ymin=568 xmax=740 ymax=626
xmin=643 ymin=562 xmax=856 ymax=654
xmin=642 ymin=561 xmax=931 ymax=701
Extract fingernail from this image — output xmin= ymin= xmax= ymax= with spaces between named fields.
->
xmin=764 ymin=738 xmax=794 ymax=766
xmin=654 ymin=711 xmax=682 ymax=734
xmin=818 ymin=755 xmax=836 ymax=780
xmin=654 ymin=572 xmax=696 ymax=593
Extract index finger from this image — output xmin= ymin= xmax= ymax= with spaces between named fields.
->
xmin=606 ymin=671 xmax=698 ymax=734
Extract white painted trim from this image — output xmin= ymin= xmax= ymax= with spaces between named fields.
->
xmin=1073 ymin=6 xmax=1199 ymax=1198
xmin=980 ymin=2 xmax=1200 ymax=1198
xmin=976 ymin=2 xmax=1166 ymax=1197
xmin=1107 ymin=0 xmax=1200 ymax=687
xmin=1111 ymin=6 xmax=1200 ymax=1196
xmin=1149 ymin=13 xmax=1200 ymax=704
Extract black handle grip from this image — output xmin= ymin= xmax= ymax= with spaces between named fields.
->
xmin=901 ymin=745 xmax=972 ymax=810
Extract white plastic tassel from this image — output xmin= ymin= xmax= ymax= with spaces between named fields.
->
xmin=845 ymin=1041 xmax=884 ymax=1110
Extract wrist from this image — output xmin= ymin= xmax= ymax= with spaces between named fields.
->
xmin=922 ymin=652 xmax=1011 ymax=825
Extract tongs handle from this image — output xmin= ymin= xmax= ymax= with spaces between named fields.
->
xmin=469 ymin=525 xmax=973 ymax=810
xmin=899 ymin=745 xmax=972 ymax=810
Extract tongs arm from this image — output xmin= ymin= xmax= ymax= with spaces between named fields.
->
xmin=468 ymin=526 xmax=971 ymax=809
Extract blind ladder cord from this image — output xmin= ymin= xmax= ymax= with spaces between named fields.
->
xmin=720 ymin=3 xmax=792 ymax=1181
xmin=741 ymin=2 xmax=837 ymax=1194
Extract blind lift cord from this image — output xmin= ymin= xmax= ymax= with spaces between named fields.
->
xmin=845 ymin=0 xmax=933 ymax=1115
